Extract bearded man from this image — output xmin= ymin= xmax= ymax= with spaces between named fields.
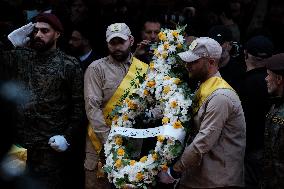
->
xmin=0 ymin=13 xmax=84 ymax=189
xmin=84 ymin=23 xmax=138 ymax=189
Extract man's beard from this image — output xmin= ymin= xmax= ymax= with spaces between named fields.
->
xmin=30 ymin=38 xmax=55 ymax=52
xmin=110 ymin=49 xmax=130 ymax=62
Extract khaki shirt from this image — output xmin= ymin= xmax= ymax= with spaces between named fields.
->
xmin=174 ymin=73 xmax=246 ymax=188
xmin=84 ymin=55 xmax=131 ymax=146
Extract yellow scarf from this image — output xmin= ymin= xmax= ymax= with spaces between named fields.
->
xmin=192 ymin=76 xmax=234 ymax=115
xmin=88 ymin=57 xmax=148 ymax=153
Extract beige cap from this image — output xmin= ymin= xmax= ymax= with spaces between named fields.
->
xmin=106 ymin=23 xmax=131 ymax=42
xmin=178 ymin=37 xmax=222 ymax=63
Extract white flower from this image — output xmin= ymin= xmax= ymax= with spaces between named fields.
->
xmin=168 ymin=45 xmax=177 ymax=53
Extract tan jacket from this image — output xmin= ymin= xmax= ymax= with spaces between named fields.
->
xmin=84 ymin=55 xmax=131 ymax=155
xmin=174 ymin=74 xmax=246 ymax=188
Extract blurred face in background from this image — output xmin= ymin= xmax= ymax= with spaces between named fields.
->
xmin=70 ymin=0 xmax=88 ymax=24
xmin=108 ymin=36 xmax=134 ymax=62
xmin=30 ymin=22 xmax=60 ymax=51
xmin=142 ymin=21 xmax=161 ymax=43
xmin=265 ymin=70 xmax=282 ymax=96
xmin=69 ymin=30 xmax=87 ymax=56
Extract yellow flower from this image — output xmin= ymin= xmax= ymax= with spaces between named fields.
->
xmin=177 ymin=43 xmax=183 ymax=49
xmin=152 ymin=153 xmax=158 ymax=161
xmin=127 ymin=100 xmax=138 ymax=110
xmin=129 ymin=160 xmax=136 ymax=166
xmin=162 ymin=52 xmax=168 ymax=59
xmin=172 ymin=30 xmax=179 ymax=38
xmin=122 ymin=115 xmax=128 ymax=121
xmin=115 ymin=136 xmax=123 ymax=145
xmin=136 ymin=172 xmax=144 ymax=181
xmin=163 ymin=85 xmax=171 ymax=94
xmin=158 ymin=32 xmax=167 ymax=41
xmin=140 ymin=156 xmax=147 ymax=163
xmin=163 ymin=43 xmax=169 ymax=50
xmin=162 ymin=117 xmax=169 ymax=124
xmin=170 ymin=101 xmax=178 ymax=108
xmin=157 ymin=135 xmax=165 ymax=142
xmin=114 ymin=159 xmax=122 ymax=168
xmin=112 ymin=115 xmax=119 ymax=124
xmin=117 ymin=148 xmax=125 ymax=156
xmin=154 ymin=49 xmax=159 ymax=56
xmin=163 ymin=76 xmax=171 ymax=80
xmin=161 ymin=164 xmax=168 ymax=171
xmin=143 ymin=89 xmax=150 ymax=96
xmin=173 ymin=78 xmax=181 ymax=85
xmin=125 ymin=98 xmax=130 ymax=103
xmin=150 ymin=62 xmax=155 ymax=70
xmin=146 ymin=81 xmax=156 ymax=88
xmin=173 ymin=120 xmax=183 ymax=129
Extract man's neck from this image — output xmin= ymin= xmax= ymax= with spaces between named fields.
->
xmin=201 ymin=70 xmax=218 ymax=83
xmin=246 ymin=62 xmax=264 ymax=72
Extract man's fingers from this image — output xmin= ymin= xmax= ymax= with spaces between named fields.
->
xmin=22 ymin=23 xmax=35 ymax=34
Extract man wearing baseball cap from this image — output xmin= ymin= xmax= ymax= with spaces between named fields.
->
xmin=239 ymin=35 xmax=274 ymax=189
xmin=1 ymin=13 xmax=85 ymax=188
xmin=159 ymin=37 xmax=246 ymax=189
xmin=262 ymin=53 xmax=284 ymax=189
xmin=84 ymin=23 xmax=147 ymax=189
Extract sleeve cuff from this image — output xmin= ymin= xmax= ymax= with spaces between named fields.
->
xmin=169 ymin=166 xmax=182 ymax=179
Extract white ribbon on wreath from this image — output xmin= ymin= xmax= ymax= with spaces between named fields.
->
xmin=109 ymin=124 xmax=186 ymax=143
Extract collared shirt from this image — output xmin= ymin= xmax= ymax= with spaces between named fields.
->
xmin=79 ymin=50 xmax=92 ymax=62
xmin=84 ymin=55 xmax=132 ymax=145
xmin=174 ymin=72 xmax=246 ymax=188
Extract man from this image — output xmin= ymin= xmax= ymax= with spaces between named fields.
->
xmin=0 ymin=13 xmax=84 ymax=189
xmin=68 ymin=21 xmax=99 ymax=189
xmin=68 ymin=21 xmax=99 ymax=73
xmin=159 ymin=37 xmax=246 ymax=189
xmin=239 ymin=35 xmax=274 ymax=189
xmin=134 ymin=18 xmax=161 ymax=63
xmin=208 ymin=25 xmax=246 ymax=93
xmin=262 ymin=53 xmax=284 ymax=189
xmin=84 ymin=23 xmax=135 ymax=189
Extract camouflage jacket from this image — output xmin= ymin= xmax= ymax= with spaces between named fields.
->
xmin=263 ymin=100 xmax=284 ymax=188
xmin=0 ymin=47 xmax=84 ymax=149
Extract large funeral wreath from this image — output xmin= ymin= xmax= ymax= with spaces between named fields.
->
xmin=104 ymin=26 xmax=193 ymax=188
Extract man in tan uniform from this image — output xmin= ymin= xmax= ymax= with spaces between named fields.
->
xmin=84 ymin=23 xmax=134 ymax=189
xmin=159 ymin=37 xmax=246 ymax=189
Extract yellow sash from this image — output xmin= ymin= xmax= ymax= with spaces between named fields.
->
xmin=88 ymin=57 xmax=149 ymax=153
xmin=6 ymin=145 xmax=27 ymax=170
xmin=192 ymin=76 xmax=234 ymax=115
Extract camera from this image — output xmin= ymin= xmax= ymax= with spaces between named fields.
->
xmin=230 ymin=41 xmax=243 ymax=58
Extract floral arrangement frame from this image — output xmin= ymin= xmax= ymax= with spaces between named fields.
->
xmin=104 ymin=26 xmax=193 ymax=188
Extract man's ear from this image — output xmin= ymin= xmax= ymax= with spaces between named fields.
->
xmin=129 ymin=35 xmax=134 ymax=46
xmin=55 ymin=31 xmax=61 ymax=40
xmin=277 ymin=75 xmax=284 ymax=85
xmin=209 ymin=58 xmax=218 ymax=67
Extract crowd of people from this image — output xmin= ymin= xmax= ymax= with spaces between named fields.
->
xmin=0 ymin=0 xmax=284 ymax=189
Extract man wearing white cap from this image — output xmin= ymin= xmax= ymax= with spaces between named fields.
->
xmin=83 ymin=23 xmax=136 ymax=189
xmin=159 ymin=37 xmax=246 ymax=189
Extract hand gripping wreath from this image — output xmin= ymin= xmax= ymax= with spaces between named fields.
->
xmin=104 ymin=26 xmax=193 ymax=188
